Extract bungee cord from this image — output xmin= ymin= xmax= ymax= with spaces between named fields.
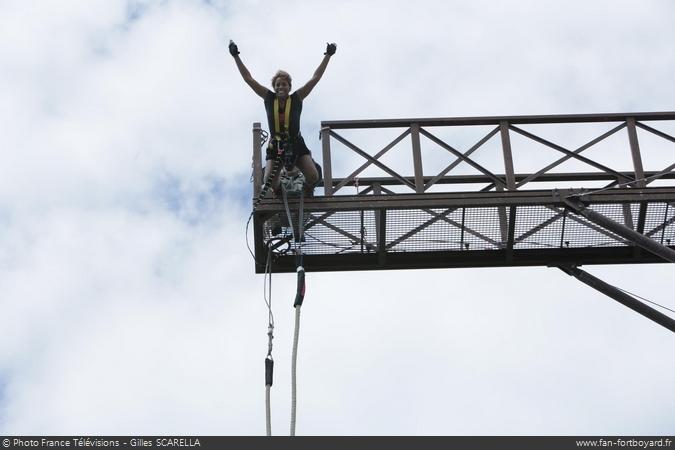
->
xmin=263 ymin=244 xmax=274 ymax=436
xmin=279 ymin=177 xmax=306 ymax=437
xmin=251 ymin=140 xmax=309 ymax=436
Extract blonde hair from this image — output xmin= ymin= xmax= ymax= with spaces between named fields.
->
xmin=271 ymin=70 xmax=292 ymax=89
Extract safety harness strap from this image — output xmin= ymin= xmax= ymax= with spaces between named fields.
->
xmin=273 ymin=96 xmax=292 ymax=137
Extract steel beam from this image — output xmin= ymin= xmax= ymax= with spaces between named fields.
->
xmin=564 ymin=197 xmax=675 ymax=263
xmin=260 ymin=247 xmax=667 ymax=273
xmin=329 ymin=171 xmax=675 ymax=189
xmin=321 ymin=111 xmax=675 ymax=130
xmin=254 ymin=187 xmax=675 ymax=214
xmin=558 ymin=265 xmax=675 ymax=333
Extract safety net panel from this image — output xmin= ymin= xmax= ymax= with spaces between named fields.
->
xmin=512 ymin=204 xmax=644 ymax=250
xmin=644 ymin=202 xmax=675 ymax=246
xmin=264 ymin=210 xmax=378 ymax=256
xmin=261 ymin=202 xmax=673 ymax=256
xmin=385 ymin=207 xmax=507 ymax=252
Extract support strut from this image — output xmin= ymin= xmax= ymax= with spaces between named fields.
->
xmin=558 ymin=265 xmax=675 ymax=333
xmin=563 ymin=197 xmax=675 ymax=263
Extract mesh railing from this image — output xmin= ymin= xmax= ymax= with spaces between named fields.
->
xmin=262 ymin=202 xmax=674 ymax=257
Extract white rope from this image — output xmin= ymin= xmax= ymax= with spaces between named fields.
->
xmin=280 ymin=178 xmax=306 ymax=436
xmin=290 ymin=304 xmax=301 ymax=436
xmin=265 ymin=385 xmax=272 ymax=436
xmin=264 ymin=247 xmax=274 ymax=436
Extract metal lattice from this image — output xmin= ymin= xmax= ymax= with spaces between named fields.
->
xmin=252 ymin=112 xmax=675 ymax=273
xmin=261 ymin=202 xmax=674 ymax=257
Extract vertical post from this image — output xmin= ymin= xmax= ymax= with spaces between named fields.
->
xmin=626 ymin=117 xmax=646 ymax=188
xmin=661 ymin=204 xmax=670 ymax=245
xmin=252 ymin=123 xmax=265 ymax=271
xmin=460 ymin=207 xmax=466 ymax=251
xmin=627 ymin=117 xmax=647 ymax=233
xmin=506 ymin=206 xmax=516 ymax=262
xmin=411 ymin=124 xmax=424 ymax=193
xmin=622 ymin=202 xmax=636 ymax=231
xmin=252 ymin=122 xmax=262 ymax=201
xmin=559 ymin=209 xmax=568 ymax=248
xmin=498 ymin=121 xmax=516 ymax=247
xmin=373 ymin=182 xmax=386 ymax=266
xmin=252 ymin=214 xmax=265 ymax=272
xmin=499 ymin=121 xmax=516 ymax=190
xmin=635 ymin=204 xmax=647 ymax=235
xmin=378 ymin=208 xmax=387 ymax=266
xmin=321 ymin=126 xmax=333 ymax=196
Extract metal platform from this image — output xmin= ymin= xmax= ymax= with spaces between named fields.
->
xmin=251 ymin=112 xmax=675 ymax=273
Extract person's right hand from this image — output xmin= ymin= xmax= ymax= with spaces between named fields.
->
xmin=229 ymin=40 xmax=240 ymax=57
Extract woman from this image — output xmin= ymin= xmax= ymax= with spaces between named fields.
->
xmin=229 ymin=40 xmax=336 ymax=197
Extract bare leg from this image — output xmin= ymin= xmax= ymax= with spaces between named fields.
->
xmin=296 ymin=154 xmax=319 ymax=187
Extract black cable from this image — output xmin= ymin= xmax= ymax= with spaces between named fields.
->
xmin=565 ymin=172 xmax=671 ymax=200
xmin=614 ymin=286 xmax=675 ymax=314
xmin=303 ymin=231 xmax=357 ymax=250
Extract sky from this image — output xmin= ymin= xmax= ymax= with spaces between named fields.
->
xmin=0 ymin=0 xmax=674 ymax=436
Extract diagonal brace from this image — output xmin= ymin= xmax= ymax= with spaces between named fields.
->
xmin=558 ymin=265 xmax=675 ymax=333
xmin=564 ymin=197 xmax=675 ymax=263
xmin=329 ymin=131 xmax=417 ymax=191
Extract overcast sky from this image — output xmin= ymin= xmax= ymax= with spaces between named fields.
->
xmin=0 ymin=0 xmax=674 ymax=436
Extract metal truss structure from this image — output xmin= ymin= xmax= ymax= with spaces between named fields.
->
xmin=251 ymin=112 xmax=675 ymax=277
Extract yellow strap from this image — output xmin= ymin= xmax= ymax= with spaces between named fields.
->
xmin=273 ymin=96 xmax=292 ymax=135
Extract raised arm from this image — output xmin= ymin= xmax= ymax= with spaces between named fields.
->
xmin=229 ymin=40 xmax=268 ymax=99
xmin=295 ymin=43 xmax=336 ymax=101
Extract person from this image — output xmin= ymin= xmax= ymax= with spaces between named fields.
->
xmin=229 ymin=40 xmax=336 ymax=197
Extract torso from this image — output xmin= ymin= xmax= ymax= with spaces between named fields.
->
xmin=264 ymin=90 xmax=303 ymax=139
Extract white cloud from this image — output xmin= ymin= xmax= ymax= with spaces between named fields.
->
xmin=0 ymin=0 xmax=674 ymax=436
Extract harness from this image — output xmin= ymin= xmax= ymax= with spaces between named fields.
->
xmin=254 ymin=95 xmax=306 ymax=208
xmin=271 ymin=96 xmax=299 ymax=172
xmin=273 ymin=96 xmax=292 ymax=137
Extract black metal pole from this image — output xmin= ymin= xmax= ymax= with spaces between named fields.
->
xmin=564 ymin=197 xmax=675 ymax=263
xmin=558 ymin=265 xmax=675 ymax=333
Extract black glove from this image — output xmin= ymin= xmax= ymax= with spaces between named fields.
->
xmin=324 ymin=42 xmax=336 ymax=56
xmin=229 ymin=40 xmax=239 ymax=57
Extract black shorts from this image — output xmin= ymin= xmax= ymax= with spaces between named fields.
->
xmin=266 ymin=135 xmax=312 ymax=161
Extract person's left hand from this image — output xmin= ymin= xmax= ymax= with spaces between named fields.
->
xmin=324 ymin=43 xmax=337 ymax=56
xmin=229 ymin=40 xmax=240 ymax=57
